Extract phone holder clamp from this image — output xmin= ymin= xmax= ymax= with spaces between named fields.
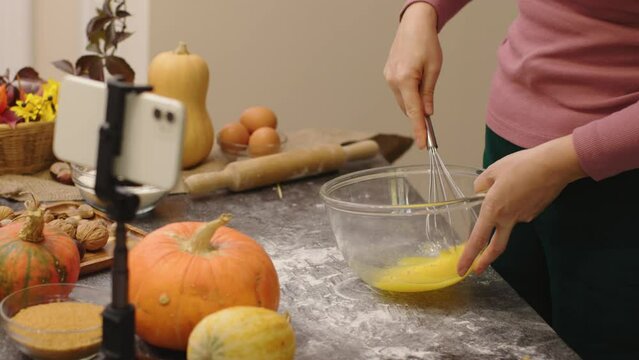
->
xmin=95 ymin=78 xmax=152 ymax=360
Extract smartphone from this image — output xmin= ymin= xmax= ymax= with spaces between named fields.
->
xmin=53 ymin=75 xmax=185 ymax=190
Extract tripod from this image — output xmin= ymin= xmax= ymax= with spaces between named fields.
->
xmin=95 ymin=79 xmax=152 ymax=359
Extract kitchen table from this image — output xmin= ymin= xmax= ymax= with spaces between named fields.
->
xmin=0 ymin=157 xmax=579 ymax=359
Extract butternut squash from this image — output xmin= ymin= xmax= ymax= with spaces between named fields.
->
xmin=148 ymin=42 xmax=213 ymax=168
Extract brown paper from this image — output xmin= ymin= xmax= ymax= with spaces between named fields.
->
xmin=0 ymin=171 xmax=83 ymax=202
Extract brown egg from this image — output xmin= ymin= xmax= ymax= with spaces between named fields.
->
xmin=218 ymin=122 xmax=250 ymax=154
xmin=248 ymin=127 xmax=281 ymax=157
xmin=240 ymin=106 xmax=278 ymax=133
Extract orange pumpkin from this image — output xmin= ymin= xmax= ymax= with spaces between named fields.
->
xmin=129 ymin=214 xmax=280 ymax=351
xmin=0 ymin=198 xmax=80 ymax=299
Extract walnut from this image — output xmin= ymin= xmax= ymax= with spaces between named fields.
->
xmin=49 ymin=162 xmax=73 ymax=185
xmin=0 ymin=206 xmax=14 ymax=220
xmin=76 ymin=221 xmax=109 ymax=251
xmin=77 ymin=204 xmax=94 ymax=219
xmin=65 ymin=215 xmax=82 ymax=227
xmin=43 ymin=210 xmax=55 ymax=223
xmin=48 ymin=219 xmax=76 ymax=238
xmin=64 ymin=208 xmax=80 ymax=218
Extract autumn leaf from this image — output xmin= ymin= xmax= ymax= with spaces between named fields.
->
xmin=75 ymin=55 xmax=104 ymax=81
xmin=87 ymin=30 xmax=106 ymax=50
xmin=52 ymin=60 xmax=75 ymax=75
xmin=113 ymin=31 xmax=133 ymax=46
xmin=0 ymin=84 xmax=7 ymax=113
xmin=102 ymin=0 xmax=113 ymax=17
xmin=0 ymin=109 xmax=20 ymax=128
xmin=0 ymin=86 xmax=21 ymax=128
xmin=105 ymin=56 xmax=134 ymax=83
xmin=0 ymin=68 xmax=9 ymax=84
xmin=104 ymin=23 xmax=117 ymax=52
xmin=5 ymin=84 xmax=16 ymax=106
xmin=14 ymin=76 xmax=43 ymax=99
xmin=86 ymin=42 xmax=101 ymax=53
xmin=86 ymin=14 xmax=112 ymax=36
xmin=14 ymin=67 xmax=41 ymax=82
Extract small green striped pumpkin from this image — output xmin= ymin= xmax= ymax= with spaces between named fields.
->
xmin=187 ymin=306 xmax=295 ymax=360
xmin=0 ymin=202 xmax=80 ymax=299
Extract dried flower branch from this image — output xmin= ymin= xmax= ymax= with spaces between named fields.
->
xmin=53 ymin=0 xmax=135 ymax=83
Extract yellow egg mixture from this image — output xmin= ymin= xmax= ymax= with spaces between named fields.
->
xmin=372 ymin=245 xmax=467 ymax=292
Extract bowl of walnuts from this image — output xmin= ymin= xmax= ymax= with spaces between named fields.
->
xmin=41 ymin=202 xmax=112 ymax=261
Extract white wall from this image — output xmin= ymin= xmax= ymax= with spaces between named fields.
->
xmin=0 ymin=0 xmax=33 ymax=73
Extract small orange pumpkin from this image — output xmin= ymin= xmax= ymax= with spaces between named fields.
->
xmin=0 ymin=198 xmax=80 ymax=299
xmin=129 ymin=214 xmax=280 ymax=351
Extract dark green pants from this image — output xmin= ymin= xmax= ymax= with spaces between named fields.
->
xmin=484 ymin=127 xmax=639 ymax=360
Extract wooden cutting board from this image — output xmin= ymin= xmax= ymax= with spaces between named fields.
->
xmin=15 ymin=201 xmax=147 ymax=276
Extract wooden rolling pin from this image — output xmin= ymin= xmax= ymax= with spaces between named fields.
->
xmin=185 ymin=140 xmax=380 ymax=195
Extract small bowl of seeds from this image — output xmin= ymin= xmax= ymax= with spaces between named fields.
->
xmin=0 ymin=283 xmax=109 ymax=360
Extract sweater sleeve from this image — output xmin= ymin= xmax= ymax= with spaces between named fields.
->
xmin=572 ymin=101 xmax=639 ymax=180
xmin=400 ymin=0 xmax=472 ymax=32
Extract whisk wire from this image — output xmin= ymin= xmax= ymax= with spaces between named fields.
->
xmin=424 ymin=115 xmax=477 ymax=251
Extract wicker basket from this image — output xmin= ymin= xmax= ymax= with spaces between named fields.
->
xmin=0 ymin=121 xmax=55 ymax=175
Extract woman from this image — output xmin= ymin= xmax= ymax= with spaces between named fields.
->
xmin=384 ymin=1 xmax=639 ymax=358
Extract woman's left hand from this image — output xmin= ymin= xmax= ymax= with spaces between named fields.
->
xmin=457 ymin=134 xmax=587 ymax=276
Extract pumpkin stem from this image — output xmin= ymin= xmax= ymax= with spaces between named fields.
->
xmin=17 ymin=211 xmax=44 ymax=243
xmin=13 ymin=192 xmax=44 ymax=243
xmin=190 ymin=213 xmax=232 ymax=254
xmin=175 ymin=41 xmax=190 ymax=55
xmin=21 ymin=192 xmax=40 ymax=211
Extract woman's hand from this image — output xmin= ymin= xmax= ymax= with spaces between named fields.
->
xmin=457 ymin=135 xmax=587 ymax=276
xmin=384 ymin=3 xmax=442 ymax=149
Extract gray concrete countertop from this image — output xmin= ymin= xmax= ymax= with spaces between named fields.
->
xmin=0 ymin=159 xmax=579 ymax=359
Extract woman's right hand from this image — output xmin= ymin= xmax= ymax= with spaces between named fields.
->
xmin=384 ymin=3 xmax=442 ymax=149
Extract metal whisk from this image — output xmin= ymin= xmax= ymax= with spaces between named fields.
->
xmin=424 ymin=115 xmax=466 ymax=250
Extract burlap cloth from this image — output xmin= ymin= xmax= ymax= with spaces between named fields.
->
xmin=0 ymin=128 xmax=412 ymax=202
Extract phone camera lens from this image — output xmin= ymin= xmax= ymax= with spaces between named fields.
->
xmin=167 ymin=112 xmax=175 ymax=123
xmin=153 ymin=108 xmax=162 ymax=120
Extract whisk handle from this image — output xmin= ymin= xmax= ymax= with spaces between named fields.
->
xmin=425 ymin=115 xmax=438 ymax=149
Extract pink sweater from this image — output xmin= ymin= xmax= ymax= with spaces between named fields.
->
xmin=402 ymin=0 xmax=639 ymax=180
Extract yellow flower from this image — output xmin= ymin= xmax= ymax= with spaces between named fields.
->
xmin=9 ymin=80 xmax=59 ymax=123
xmin=42 ymin=79 xmax=59 ymax=105
xmin=40 ymin=79 xmax=59 ymax=122
xmin=39 ymin=102 xmax=56 ymax=122
xmin=11 ymin=93 xmax=42 ymax=123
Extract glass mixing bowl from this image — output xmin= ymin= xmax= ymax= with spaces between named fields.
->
xmin=71 ymin=164 xmax=168 ymax=215
xmin=320 ymin=165 xmax=484 ymax=292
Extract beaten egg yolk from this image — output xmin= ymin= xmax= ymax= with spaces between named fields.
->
xmin=372 ymin=244 xmax=468 ymax=292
